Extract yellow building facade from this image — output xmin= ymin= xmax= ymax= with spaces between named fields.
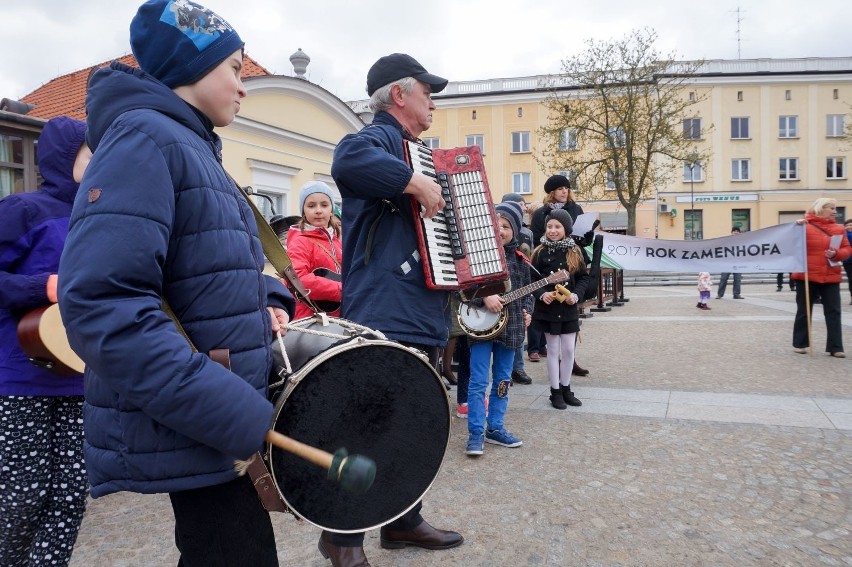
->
xmin=223 ymin=75 xmax=363 ymax=218
xmin=372 ymin=57 xmax=852 ymax=240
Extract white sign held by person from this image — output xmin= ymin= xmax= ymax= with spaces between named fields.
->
xmin=603 ymin=223 xmax=806 ymax=272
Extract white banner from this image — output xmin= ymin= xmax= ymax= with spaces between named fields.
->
xmin=602 ymin=223 xmax=807 ymax=272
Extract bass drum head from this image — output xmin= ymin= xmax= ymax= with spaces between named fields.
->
xmin=268 ymin=341 xmax=450 ymax=533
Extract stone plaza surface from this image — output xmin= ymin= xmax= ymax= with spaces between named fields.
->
xmin=69 ymin=283 xmax=851 ymax=566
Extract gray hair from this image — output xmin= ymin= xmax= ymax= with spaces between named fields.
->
xmin=368 ymin=77 xmax=417 ymax=113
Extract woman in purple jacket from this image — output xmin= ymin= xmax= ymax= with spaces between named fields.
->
xmin=0 ymin=116 xmax=92 ymax=566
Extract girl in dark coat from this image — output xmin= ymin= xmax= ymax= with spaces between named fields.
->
xmin=531 ymin=209 xmax=591 ymax=409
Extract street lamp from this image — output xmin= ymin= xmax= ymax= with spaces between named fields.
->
xmin=687 ymin=152 xmax=699 ymax=240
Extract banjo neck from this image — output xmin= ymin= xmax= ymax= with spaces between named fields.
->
xmin=499 ymin=269 xmax=569 ymax=305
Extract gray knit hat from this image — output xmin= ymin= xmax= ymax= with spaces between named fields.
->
xmin=545 ymin=208 xmax=574 ymax=235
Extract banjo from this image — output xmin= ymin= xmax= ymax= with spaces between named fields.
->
xmin=457 ymin=270 xmax=570 ymax=340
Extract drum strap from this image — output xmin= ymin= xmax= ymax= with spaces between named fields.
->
xmin=162 ymin=299 xmax=289 ymax=514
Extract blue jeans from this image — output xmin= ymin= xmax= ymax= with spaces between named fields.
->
xmin=467 ymin=341 xmax=514 ymax=437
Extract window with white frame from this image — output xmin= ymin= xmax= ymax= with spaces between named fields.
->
xmin=683 ymin=160 xmax=704 ymax=182
xmin=827 ymin=157 xmax=846 ymax=179
xmin=512 ymin=172 xmax=531 ymax=194
xmin=731 ymin=117 xmax=750 ymax=139
xmin=606 ymin=169 xmax=626 ymax=190
xmin=779 ymin=158 xmax=798 ymax=180
xmin=607 ymin=126 xmax=626 ymax=148
xmin=731 ymin=159 xmax=750 ymax=181
xmin=511 ymin=131 xmax=530 ymax=153
xmin=247 ymin=159 xmax=300 ymax=217
xmin=422 ymin=137 xmax=440 ymax=149
xmin=826 ymin=114 xmax=845 ymax=137
xmin=683 ymin=118 xmax=701 ymax=140
xmin=465 ymin=134 xmax=484 ymax=154
xmin=558 ymin=170 xmax=577 ymax=190
xmin=779 ymin=115 xmax=798 ymax=138
xmin=559 ymin=129 xmax=578 ymax=150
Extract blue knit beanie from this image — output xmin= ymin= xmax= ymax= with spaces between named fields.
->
xmin=495 ymin=203 xmax=521 ymax=242
xmin=298 ymin=181 xmax=335 ymax=215
xmin=130 ymin=0 xmax=244 ymax=88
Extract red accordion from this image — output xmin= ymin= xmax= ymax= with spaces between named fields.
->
xmin=404 ymin=141 xmax=508 ymax=293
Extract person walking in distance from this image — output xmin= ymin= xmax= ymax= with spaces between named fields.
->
xmin=697 ymin=272 xmax=713 ymax=310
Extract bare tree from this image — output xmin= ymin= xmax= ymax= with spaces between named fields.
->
xmin=538 ymin=28 xmax=710 ymax=235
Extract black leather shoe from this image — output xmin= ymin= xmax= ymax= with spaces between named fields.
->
xmin=511 ymin=370 xmax=533 ymax=384
xmin=572 ymin=361 xmax=589 ymax=376
xmin=318 ymin=533 xmax=371 ymax=567
xmin=380 ymin=520 xmax=464 ymax=550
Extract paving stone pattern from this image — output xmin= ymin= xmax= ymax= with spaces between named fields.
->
xmin=69 ymin=284 xmax=852 ymax=566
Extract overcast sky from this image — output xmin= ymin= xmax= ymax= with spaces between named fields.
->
xmin=1 ymin=0 xmax=849 ymax=105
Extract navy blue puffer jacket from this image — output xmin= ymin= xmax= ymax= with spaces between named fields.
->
xmin=58 ymin=62 xmax=293 ymax=497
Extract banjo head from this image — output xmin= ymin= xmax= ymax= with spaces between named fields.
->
xmin=457 ymin=303 xmax=506 ymax=339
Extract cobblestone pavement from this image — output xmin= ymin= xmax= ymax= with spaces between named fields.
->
xmin=69 ymin=284 xmax=852 ymax=566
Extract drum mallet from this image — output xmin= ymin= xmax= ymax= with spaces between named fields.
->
xmin=266 ymin=430 xmax=376 ymax=493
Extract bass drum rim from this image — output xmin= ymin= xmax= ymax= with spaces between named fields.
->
xmin=267 ymin=325 xmax=451 ymax=533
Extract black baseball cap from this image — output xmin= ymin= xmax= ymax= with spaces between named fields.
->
xmin=366 ymin=53 xmax=448 ymax=96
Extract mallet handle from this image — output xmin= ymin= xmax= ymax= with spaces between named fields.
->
xmin=265 ymin=430 xmax=333 ymax=470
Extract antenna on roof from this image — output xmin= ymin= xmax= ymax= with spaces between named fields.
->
xmin=731 ymin=6 xmax=746 ymax=59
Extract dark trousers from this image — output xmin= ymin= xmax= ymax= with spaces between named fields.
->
xmin=170 ymin=474 xmax=278 ymax=567
xmin=717 ymin=273 xmax=741 ymax=297
xmin=526 ymin=325 xmax=546 ymax=355
xmin=324 ymin=340 xmax=437 ymax=547
xmin=792 ymin=281 xmax=844 ymax=353
xmin=455 ymin=334 xmax=470 ymax=405
xmin=845 ymin=263 xmax=852 ymax=299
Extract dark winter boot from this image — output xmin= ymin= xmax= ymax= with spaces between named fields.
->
xmin=561 ymin=385 xmax=582 ymax=407
xmin=550 ymin=388 xmax=567 ymax=410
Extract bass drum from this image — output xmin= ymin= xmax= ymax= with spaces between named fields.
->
xmin=268 ymin=316 xmax=451 ymax=533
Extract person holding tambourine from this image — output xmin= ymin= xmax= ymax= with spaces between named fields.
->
xmin=286 ymin=181 xmax=343 ymax=319
xmin=530 ymin=209 xmax=591 ymax=410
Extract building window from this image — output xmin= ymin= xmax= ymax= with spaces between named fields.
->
xmin=606 ymin=169 xmax=626 ymax=190
xmin=559 ymin=129 xmax=578 ymax=151
xmin=779 ymin=115 xmax=798 ymax=138
xmin=471 ymin=110 xmax=477 ymax=120
xmin=422 ymin=137 xmax=440 ymax=149
xmin=606 ymin=126 xmax=626 ymax=148
xmin=731 ymin=159 xmax=750 ymax=181
xmin=827 ymin=157 xmax=846 ymax=179
xmin=512 ymin=172 xmax=531 ymax=194
xmin=683 ymin=118 xmax=701 ymax=140
xmin=785 ymin=90 xmax=791 ymax=101
xmin=683 ymin=160 xmax=704 ymax=182
xmin=688 ymin=91 xmax=695 ymax=102
xmin=511 ymin=131 xmax=530 ymax=153
xmin=465 ymin=134 xmax=484 ymax=154
xmin=779 ymin=158 xmax=799 ymax=181
xmin=0 ymin=130 xmax=39 ymax=199
xmin=517 ymin=107 xmax=523 ymax=117
xmin=827 ymin=115 xmax=845 ymax=137
xmin=737 ymin=91 xmax=743 ymax=101
xmin=685 ymin=209 xmax=703 ymax=240
xmin=833 ymin=89 xmax=839 ymax=100
xmin=732 ymin=209 xmax=751 ymax=232
xmin=731 ymin=117 xmax=750 ymax=139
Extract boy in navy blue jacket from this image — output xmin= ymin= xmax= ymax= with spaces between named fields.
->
xmin=465 ymin=203 xmax=533 ymax=456
xmin=58 ymin=2 xmax=293 ymax=565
